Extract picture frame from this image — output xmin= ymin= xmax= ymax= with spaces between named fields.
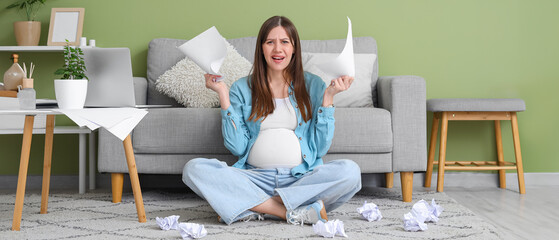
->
xmin=47 ymin=8 xmax=85 ymax=46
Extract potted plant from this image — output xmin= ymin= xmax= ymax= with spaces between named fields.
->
xmin=54 ymin=40 xmax=88 ymax=109
xmin=6 ymin=0 xmax=47 ymax=46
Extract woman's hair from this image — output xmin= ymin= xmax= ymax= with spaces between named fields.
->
xmin=249 ymin=16 xmax=312 ymax=122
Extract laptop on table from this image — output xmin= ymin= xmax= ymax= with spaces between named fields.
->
xmin=82 ymin=47 xmax=171 ymax=108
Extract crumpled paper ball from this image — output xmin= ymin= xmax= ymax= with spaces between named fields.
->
xmin=356 ymin=201 xmax=382 ymax=222
xmin=403 ymin=199 xmax=444 ymax=231
xmin=403 ymin=211 xmax=429 ymax=232
xmin=312 ymin=219 xmax=348 ymax=238
xmin=178 ymin=222 xmax=207 ymax=239
xmin=156 ymin=215 xmax=180 ymax=230
xmin=426 ymin=199 xmax=444 ymax=222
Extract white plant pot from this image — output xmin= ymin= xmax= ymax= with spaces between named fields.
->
xmin=54 ymin=79 xmax=88 ymax=109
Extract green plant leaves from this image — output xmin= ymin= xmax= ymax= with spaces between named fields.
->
xmin=54 ymin=39 xmax=88 ymax=80
xmin=5 ymin=0 xmax=47 ymax=21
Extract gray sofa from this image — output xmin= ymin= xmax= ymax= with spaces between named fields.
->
xmin=98 ymin=37 xmax=426 ymax=202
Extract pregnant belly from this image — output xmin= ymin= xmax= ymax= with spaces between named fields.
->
xmin=247 ymin=129 xmax=303 ymax=169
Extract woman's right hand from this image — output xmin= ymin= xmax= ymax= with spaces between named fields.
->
xmin=204 ymin=74 xmax=227 ymax=94
xmin=205 ymin=74 xmax=231 ymax=110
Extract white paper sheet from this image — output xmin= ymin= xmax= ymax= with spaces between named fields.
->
xmin=178 ymin=222 xmax=207 ymax=239
xmin=156 ymin=215 xmax=180 ymax=230
xmin=316 ymin=17 xmax=355 ymax=79
xmin=178 ymin=26 xmax=227 ymax=76
xmin=312 ymin=219 xmax=348 ymax=238
xmin=356 ymin=201 xmax=382 ymax=222
xmin=56 ymin=108 xmax=148 ymax=141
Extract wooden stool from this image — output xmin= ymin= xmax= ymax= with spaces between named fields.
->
xmin=424 ymin=98 xmax=526 ymax=194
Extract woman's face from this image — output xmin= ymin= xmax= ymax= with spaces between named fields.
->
xmin=262 ymin=26 xmax=294 ymax=75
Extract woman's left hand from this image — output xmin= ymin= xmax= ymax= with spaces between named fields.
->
xmin=325 ymin=75 xmax=353 ymax=97
xmin=322 ymin=75 xmax=353 ymax=107
xmin=326 ymin=76 xmax=354 ymax=96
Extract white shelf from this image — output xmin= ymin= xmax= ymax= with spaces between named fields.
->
xmin=0 ymin=46 xmax=65 ymax=52
xmin=0 ymin=126 xmax=91 ymax=134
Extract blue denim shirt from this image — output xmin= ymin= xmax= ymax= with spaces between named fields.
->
xmin=221 ymin=72 xmax=335 ymax=178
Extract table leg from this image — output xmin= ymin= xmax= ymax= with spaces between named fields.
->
xmin=12 ymin=115 xmax=35 ymax=231
xmin=79 ymin=133 xmax=86 ymax=194
xmin=123 ymin=135 xmax=146 ymax=222
xmin=89 ymin=131 xmax=96 ymax=190
xmin=40 ymin=115 xmax=55 ymax=214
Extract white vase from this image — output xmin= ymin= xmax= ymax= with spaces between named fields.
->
xmin=54 ymin=79 xmax=88 ymax=109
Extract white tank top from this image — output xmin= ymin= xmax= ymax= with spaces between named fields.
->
xmin=247 ymin=98 xmax=302 ymax=168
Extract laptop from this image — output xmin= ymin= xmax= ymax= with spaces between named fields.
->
xmin=82 ymin=48 xmax=171 ymax=108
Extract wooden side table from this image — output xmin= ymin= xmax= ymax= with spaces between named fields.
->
xmin=0 ymin=109 xmax=146 ymax=231
xmin=0 ymin=126 xmax=95 ymax=194
xmin=423 ymin=98 xmax=526 ymax=194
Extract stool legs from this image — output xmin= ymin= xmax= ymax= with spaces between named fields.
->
xmin=436 ymin=112 xmax=449 ymax=192
xmin=511 ymin=113 xmax=526 ymax=194
xmin=495 ymin=120 xmax=506 ymax=189
xmin=425 ymin=113 xmax=440 ymax=188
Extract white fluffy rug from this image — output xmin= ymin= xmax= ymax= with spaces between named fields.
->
xmin=0 ymin=189 xmax=502 ymax=239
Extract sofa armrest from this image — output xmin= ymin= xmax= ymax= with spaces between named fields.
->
xmin=133 ymin=77 xmax=148 ymax=105
xmin=377 ymin=75 xmax=426 ymax=172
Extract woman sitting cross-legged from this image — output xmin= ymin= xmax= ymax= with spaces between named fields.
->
xmin=182 ymin=15 xmax=362 ymax=225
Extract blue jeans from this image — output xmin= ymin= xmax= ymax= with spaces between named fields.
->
xmin=182 ymin=158 xmax=362 ymax=225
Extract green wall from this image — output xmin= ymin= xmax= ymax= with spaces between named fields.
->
xmin=1 ymin=0 xmax=558 ymax=175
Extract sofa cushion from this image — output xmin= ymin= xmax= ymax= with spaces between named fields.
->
xmin=329 ymin=108 xmax=392 ymax=153
xmin=132 ymin=107 xmax=392 ymax=154
xmin=133 ymin=108 xmax=230 ymax=154
xmin=147 ymin=38 xmax=187 ymax=106
xmin=302 ymin=52 xmax=377 ymax=107
xmin=147 ymin=37 xmax=379 ymax=106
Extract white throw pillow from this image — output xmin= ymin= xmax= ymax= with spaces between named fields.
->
xmin=156 ymin=41 xmax=252 ymax=108
xmin=302 ymin=52 xmax=377 ymax=107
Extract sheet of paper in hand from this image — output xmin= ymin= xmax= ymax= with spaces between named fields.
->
xmin=178 ymin=26 xmax=227 ymax=78
xmin=316 ymin=17 xmax=355 ymax=79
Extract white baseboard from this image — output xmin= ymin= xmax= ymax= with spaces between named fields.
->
xmin=1 ymin=172 xmax=557 ymax=192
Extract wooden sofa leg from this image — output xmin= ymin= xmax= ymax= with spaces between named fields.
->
xmin=385 ymin=172 xmax=394 ymax=188
xmin=111 ymin=173 xmax=124 ymax=203
xmin=400 ymin=172 xmax=413 ymax=202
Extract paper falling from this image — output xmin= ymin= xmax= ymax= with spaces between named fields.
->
xmin=316 ymin=17 xmax=355 ymax=79
xmin=312 ymin=219 xmax=348 ymax=238
xmin=156 ymin=215 xmax=180 ymax=230
xmin=178 ymin=26 xmax=227 ymax=76
xmin=403 ymin=199 xmax=444 ymax=231
xmin=178 ymin=223 xmax=207 ymax=239
xmin=357 ymin=201 xmax=382 ymax=222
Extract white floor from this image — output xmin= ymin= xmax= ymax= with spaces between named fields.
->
xmin=444 ymin=186 xmax=559 ymax=240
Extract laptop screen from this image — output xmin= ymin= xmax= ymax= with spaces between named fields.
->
xmin=83 ymin=48 xmax=136 ymax=107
